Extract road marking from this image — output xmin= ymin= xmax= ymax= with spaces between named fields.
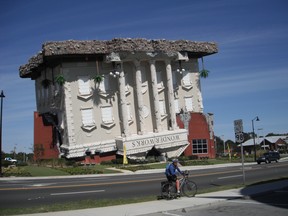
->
xmin=218 ymin=175 xmax=242 ymax=180
xmin=51 ymin=190 xmax=105 ymax=196
xmin=30 ymin=183 xmax=56 ymax=187
xmin=162 ymin=211 xmax=182 ymax=216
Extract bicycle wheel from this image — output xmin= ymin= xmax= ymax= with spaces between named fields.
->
xmin=169 ymin=182 xmax=177 ymax=198
xmin=161 ymin=182 xmax=170 ymax=198
xmin=161 ymin=182 xmax=177 ymax=199
xmin=182 ymin=180 xmax=197 ymax=197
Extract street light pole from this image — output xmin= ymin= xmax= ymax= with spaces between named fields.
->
xmin=0 ymin=90 xmax=5 ymax=177
xmin=251 ymin=116 xmax=260 ymax=162
xmin=222 ymin=135 xmax=225 ymax=154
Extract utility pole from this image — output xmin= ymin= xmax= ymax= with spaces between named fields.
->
xmin=0 ymin=90 xmax=5 ymax=177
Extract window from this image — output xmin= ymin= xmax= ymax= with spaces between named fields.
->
xmin=159 ymin=100 xmax=167 ymax=117
xmin=141 ymin=70 xmax=148 ymax=94
xmin=124 ymin=73 xmax=130 ymax=95
xmin=127 ymin=103 xmax=133 ymax=124
xmin=41 ymin=86 xmax=49 ymax=101
xmin=78 ymin=76 xmax=92 ymax=99
xmin=157 ymin=71 xmax=164 ymax=91
xmin=174 ymin=99 xmax=180 ymax=113
xmin=182 ymin=71 xmax=191 ymax=85
xmin=182 ymin=71 xmax=192 ymax=90
xmin=185 ymin=97 xmax=193 ymax=111
xmin=172 ymin=71 xmax=178 ymax=90
xmin=101 ymin=105 xmax=115 ymax=128
xmin=81 ymin=107 xmax=96 ymax=131
xmin=98 ymin=76 xmax=108 ymax=92
xmin=192 ymin=139 xmax=208 ymax=154
xmin=37 ymin=88 xmax=41 ymax=104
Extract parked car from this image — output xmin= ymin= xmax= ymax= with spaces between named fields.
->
xmin=4 ymin=157 xmax=17 ymax=164
xmin=256 ymin=152 xmax=280 ymax=164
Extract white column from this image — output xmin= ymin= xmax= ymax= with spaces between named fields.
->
xmin=134 ymin=60 xmax=145 ymax=134
xmin=165 ymin=59 xmax=177 ymax=130
xmin=150 ymin=60 xmax=162 ymax=132
xmin=118 ymin=62 xmax=129 ymax=137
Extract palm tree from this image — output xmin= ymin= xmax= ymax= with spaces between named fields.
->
xmin=55 ymin=74 xmax=66 ymax=86
xmin=93 ymin=59 xmax=104 ymax=85
xmin=199 ymin=57 xmax=210 ymax=78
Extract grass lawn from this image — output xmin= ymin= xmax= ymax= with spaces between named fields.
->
xmin=22 ymin=165 xmax=121 ymax=177
xmin=24 ymin=166 xmax=70 ymax=176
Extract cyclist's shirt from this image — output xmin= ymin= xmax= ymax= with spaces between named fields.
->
xmin=165 ymin=163 xmax=182 ymax=176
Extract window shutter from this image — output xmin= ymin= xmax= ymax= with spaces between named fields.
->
xmin=78 ymin=76 xmax=90 ymax=95
xmin=159 ymin=100 xmax=166 ymax=115
xmin=127 ymin=104 xmax=133 ymax=121
xmin=157 ymin=71 xmax=163 ymax=89
xmin=172 ymin=71 xmax=177 ymax=88
xmin=81 ymin=108 xmax=94 ymax=126
xmin=185 ymin=97 xmax=193 ymax=111
xmin=182 ymin=71 xmax=191 ymax=86
xmin=99 ymin=75 xmax=109 ymax=92
xmin=174 ymin=99 xmax=180 ymax=113
xmin=101 ymin=106 xmax=113 ymax=123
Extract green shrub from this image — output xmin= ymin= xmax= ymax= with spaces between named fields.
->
xmin=100 ymin=160 xmax=113 ymax=166
xmin=56 ymin=167 xmax=103 ymax=175
xmin=17 ymin=161 xmax=28 ymax=166
xmin=3 ymin=167 xmax=31 ymax=177
xmin=111 ymin=158 xmax=123 ymax=165
xmin=2 ymin=160 xmax=13 ymax=167
xmin=121 ymin=165 xmax=153 ymax=172
xmin=181 ymin=160 xmax=211 ymax=166
xmin=188 ymin=155 xmax=198 ymax=160
xmin=178 ymin=156 xmax=189 ymax=161
xmin=65 ymin=160 xmax=77 ymax=167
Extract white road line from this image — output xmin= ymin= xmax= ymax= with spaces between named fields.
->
xmin=30 ymin=183 xmax=56 ymax=187
xmin=162 ymin=211 xmax=182 ymax=216
xmin=218 ymin=174 xmax=242 ymax=180
xmin=51 ymin=190 xmax=105 ymax=196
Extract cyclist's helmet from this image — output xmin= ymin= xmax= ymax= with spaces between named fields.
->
xmin=172 ymin=158 xmax=179 ymax=163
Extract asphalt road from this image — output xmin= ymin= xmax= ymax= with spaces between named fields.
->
xmin=141 ymin=186 xmax=288 ymax=216
xmin=0 ymin=161 xmax=287 ymax=210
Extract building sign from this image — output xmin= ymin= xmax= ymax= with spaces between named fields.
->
xmin=132 ymin=134 xmax=180 ymax=148
xmin=116 ymin=129 xmax=188 ymax=153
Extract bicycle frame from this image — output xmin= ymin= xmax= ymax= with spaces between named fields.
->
xmin=179 ymin=174 xmax=189 ymax=191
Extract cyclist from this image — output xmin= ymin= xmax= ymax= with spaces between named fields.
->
xmin=165 ymin=158 xmax=184 ymax=195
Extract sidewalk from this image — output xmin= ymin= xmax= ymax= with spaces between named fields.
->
xmin=19 ymin=179 xmax=288 ymax=216
xmin=15 ymin=159 xmax=288 ymax=216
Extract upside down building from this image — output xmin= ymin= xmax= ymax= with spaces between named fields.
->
xmin=19 ymin=38 xmax=218 ymax=163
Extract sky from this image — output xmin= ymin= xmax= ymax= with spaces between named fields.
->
xmin=0 ymin=0 xmax=287 ymax=153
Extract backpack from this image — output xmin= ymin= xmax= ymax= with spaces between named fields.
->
xmin=165 ymin=163 xmax=172 ymax=176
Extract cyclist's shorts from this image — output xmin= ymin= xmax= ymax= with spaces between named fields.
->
xmin=166 ymin=174 xmax=177 ymax=182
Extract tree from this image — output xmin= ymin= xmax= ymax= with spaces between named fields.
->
xmin=199 ymin=57 xmax=210 ymax=78
xmin=34 ymin=144 xmax=45 ymax=165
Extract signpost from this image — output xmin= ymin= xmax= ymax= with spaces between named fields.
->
xmin=234 ymin=119 xmax=245 ymax=184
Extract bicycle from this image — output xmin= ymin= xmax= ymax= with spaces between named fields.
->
xmin=160 ymin=170 xmax=197 ymax=199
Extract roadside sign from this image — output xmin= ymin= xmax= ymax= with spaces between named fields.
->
xmin=234 ymin=119 xmax=246 ymax=185
xmin=234 ymin=119 xmax=243 ymax=133
xmin=235 ymin=132 xmax=244 ymax=143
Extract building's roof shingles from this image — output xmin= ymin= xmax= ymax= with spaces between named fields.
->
xmin=19 ymin=38 xmax=218 ymax=78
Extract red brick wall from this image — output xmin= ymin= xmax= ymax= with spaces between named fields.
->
xmin=83 ymin=153 xmax=116 ymax=165
xmin=176 ymin=112 xmax=216 ymax=159
xmin=34 ymin=112 xmax=59 ymax=160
